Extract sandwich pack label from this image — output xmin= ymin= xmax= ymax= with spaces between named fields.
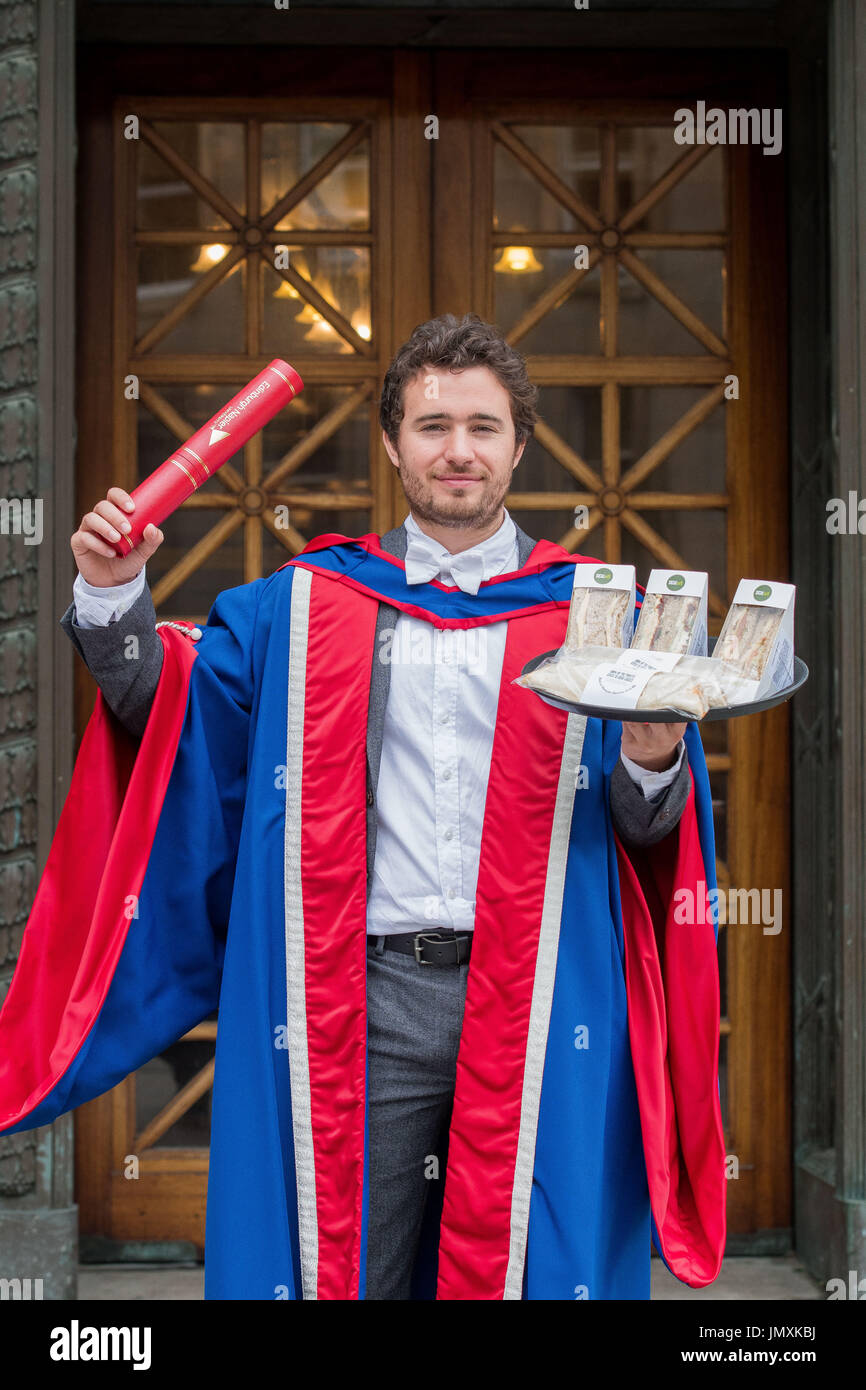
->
xmin=580 ymin=648 xmax=683 ymax=710
xmin=573 ymin=563 xmax=637 ymax=593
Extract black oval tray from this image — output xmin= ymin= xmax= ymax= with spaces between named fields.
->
xmin=520 ymin=636 xmax=809 ymax=723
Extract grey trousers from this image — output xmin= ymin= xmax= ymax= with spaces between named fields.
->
xmin=363 ymin=933 xmax=470 ymax=1300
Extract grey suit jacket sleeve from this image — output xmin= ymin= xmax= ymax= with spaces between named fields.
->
xmin=608 ymin=741 xmax=691 ymax=849
xmin=59 ymin=582 xmax=164 ymax=739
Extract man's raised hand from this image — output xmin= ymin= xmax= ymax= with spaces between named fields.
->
xmin=71 ymin=487 xmax=164 ymax=588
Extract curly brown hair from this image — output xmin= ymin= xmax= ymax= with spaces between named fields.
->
xmin=379 ymin=313 xmax=538 ymax=447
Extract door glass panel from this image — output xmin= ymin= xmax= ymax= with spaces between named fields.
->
xmin=274 ymin=136 xmax=370 ymax=231
xmin=495 ymin=252 xmax=601 ymax=353
xmin=617 ymin=130 xmax=725 ymax=230
xmin=619 ymin=385 xmax=727 ymax=602
xmin=494 ymin=126 xmax=603 ymax=232
xmin=260 ymin=121 xmax=353 ymax=216
xmin=144 ymin=505 xmax=245 ymax=616
xmin=620 ymin=385 xmax=726 ymax=489
xmin=137 ymin=247 xmax=245 ymax=353
xmin=137 ymin=141 xmax=232 ymax=231
xmin=150 ymin=121 xmax=247 ymax=217
xmin=618 ymin=249 xmax=726 ymax=354
xmin=513 ymin=124 xmax=602 ymax=208
xmin=618 ymin=508 xmax=726 ymax=590
xmin=262 ymin=248 xmax=371 ymax=355
xmin=514 ymin=384 xmax=601 ymax=501
xmin=494 ymin=142 xmax=581 ymax=232
xmin=261 ymin=384 xmax=371 ymax=492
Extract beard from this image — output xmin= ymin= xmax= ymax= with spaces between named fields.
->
xmin=394 ymin=455 xmax=513 ymax=531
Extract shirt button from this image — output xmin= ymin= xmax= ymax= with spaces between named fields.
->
xmin=443 ymin=829 xmax=453 ymax=841
xmin=440 ymin=713 xmax=448 ymax=724
xmin=442 ymin=768 xmax=452 ymax=780
xmin=366 ymin=788 xmax=374 ymax=805
xmin=447 ymin=889 xmax=456 ymax=900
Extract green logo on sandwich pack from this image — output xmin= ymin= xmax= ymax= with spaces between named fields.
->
xmin=753 ymin=584 xmax=772 ymax=602
xmin=666 ymin=574 xmax=686 ymax=591
xmin=593 ymin=567 xmax=613 ymax=584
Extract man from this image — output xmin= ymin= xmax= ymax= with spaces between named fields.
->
xmin=0 ymin=314 xmax=725 ymax=1299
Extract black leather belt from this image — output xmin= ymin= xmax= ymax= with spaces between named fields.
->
xmin=368 ymin=929 xmax=472 ymax=967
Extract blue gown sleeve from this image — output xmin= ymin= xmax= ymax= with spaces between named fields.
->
xmin=0 ymin=577 xmax=268 ymax=1135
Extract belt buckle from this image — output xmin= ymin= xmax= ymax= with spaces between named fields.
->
xmin=414 ymin=931 xmax=443 ymax=965
xmin=413 ymin=930 xmax=461 ymax=966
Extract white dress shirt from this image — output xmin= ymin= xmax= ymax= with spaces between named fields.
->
xmin=73 ymin=566 xmax=147 ymax=629
xmin=366 ymin=509 xmax=683 ymax=934
xmin=73 ymin=516 xmax=684 ymax=937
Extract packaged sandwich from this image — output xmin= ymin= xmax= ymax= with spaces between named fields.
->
xmin=713 ymin=579 xmax=795 ymax=700
xmin=515 ymin=570 xmax=797 ymax=721
xmin=564 ymin=564 xmax=635 ymax=652
xmin=631 ymin=569 xmax=708 ymax=656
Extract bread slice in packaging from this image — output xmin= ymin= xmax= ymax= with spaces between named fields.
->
xmin=564 ymin=563 xmax=635 ymax=652
xmin=516 ymin=645 xmax=751 ymax=720
xmin=630 ymin=569 xmax=708 ymax=656
xmin=713 ymin=579 xmax=795 ymax=701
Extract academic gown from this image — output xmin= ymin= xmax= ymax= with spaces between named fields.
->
xmin=0 ymin=533 xmax=726 ymax=1300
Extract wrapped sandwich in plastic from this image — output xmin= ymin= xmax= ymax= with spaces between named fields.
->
xmin=515 ymin=645 xmax=756 ymax=720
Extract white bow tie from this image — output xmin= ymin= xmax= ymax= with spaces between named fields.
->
xmin=404 ymin=537 xmax=487 ymax=595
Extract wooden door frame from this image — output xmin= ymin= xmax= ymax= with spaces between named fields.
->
xmin=431 ymin=48 xmax=790 ymax=1238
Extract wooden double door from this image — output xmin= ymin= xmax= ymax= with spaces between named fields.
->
xmin=75 ymin=44 xmax=788 ymax=1251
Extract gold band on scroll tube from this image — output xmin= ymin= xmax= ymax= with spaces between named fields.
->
xmin=270 ymin=365 xmax=295 ymax=394
xmin=171 ymin=456 xmax=198 ymax=487
xmin=181 ymin=446 xmax=210 ymax=476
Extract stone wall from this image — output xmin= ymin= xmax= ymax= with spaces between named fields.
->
xmin=0 ymin=0 xmax=77 ymax=1301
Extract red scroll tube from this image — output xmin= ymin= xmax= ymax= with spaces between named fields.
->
xmin=113 ymin=359 xmax=304 ymax=557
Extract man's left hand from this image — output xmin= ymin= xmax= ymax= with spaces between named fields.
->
xmin=620 ymin=720 xmax=687 ymax=772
